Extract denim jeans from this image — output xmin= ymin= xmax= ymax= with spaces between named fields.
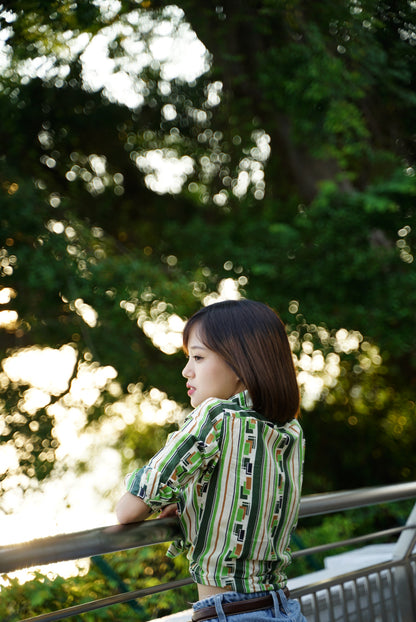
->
xmin=192 ymin=589 xmax=307 ymax=622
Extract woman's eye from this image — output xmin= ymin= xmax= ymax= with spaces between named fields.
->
xmin=193 ymin=356 xmax=203 ymax=361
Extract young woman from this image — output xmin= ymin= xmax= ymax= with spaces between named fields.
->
xmin=116 ymin=299 xmax=306 ymax=621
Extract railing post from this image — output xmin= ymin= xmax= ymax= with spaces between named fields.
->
xmin=392 ymin=501 xmax=416 ymax=622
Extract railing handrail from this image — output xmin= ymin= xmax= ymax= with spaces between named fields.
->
xmin=0 ymin=517 xmax=182 ymax=575
xmin=1 ymin=480 xmax=416 ymax=575
xmin=298 ymin=481 xmax=416 ymax=517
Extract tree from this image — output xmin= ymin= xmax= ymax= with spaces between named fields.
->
xmin=1 ymin=0 xmax=415 ymax=499
xmin=1 ymin=1 xmax=416 ymax=619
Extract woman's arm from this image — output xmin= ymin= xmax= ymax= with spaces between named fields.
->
xmin=116 ymin=492 xmax=153 ymax=524
xmin=119 ymin=402 xmax=220 ymax=520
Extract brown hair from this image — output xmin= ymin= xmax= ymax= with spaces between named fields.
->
xmin=183 ymin=299 xmax=299 ymax=424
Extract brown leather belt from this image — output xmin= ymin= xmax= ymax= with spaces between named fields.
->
xmin=191 ymin=587 xmax=290 ymax=622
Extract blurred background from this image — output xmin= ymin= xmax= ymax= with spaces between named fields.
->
xmin=0 ymin=0 xmax=415 ymax=619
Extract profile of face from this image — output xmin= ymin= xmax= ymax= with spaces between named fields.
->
xmin=182 ymin=324 xmax=245 ymax=408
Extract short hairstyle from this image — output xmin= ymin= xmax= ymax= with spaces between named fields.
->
xmin=183 ymin=299 xmax=300 ymax=424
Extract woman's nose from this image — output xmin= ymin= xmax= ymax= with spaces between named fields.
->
xmin=182 ymin=360 xmax=192 ymax=378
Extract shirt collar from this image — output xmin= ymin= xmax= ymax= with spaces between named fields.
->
xmin=232 ymin=390 xmax=253 ymax=409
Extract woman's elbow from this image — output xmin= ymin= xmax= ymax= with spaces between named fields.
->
xmin=116 ymin=493 xmax=151 ymax=524
xmin=116 ymin=503 xmax=132 ymax=524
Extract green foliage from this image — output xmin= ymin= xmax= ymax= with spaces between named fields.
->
xmin=0 ymin=545 xmax=196 ymax=621
xmin=287 ymin=178 xmax=416 ymax=362
xmin=1 ymin=1 xmax=416 ymax=614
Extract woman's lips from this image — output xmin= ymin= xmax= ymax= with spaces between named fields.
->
xmin=186 ymin=384 xmax=195 ymax=396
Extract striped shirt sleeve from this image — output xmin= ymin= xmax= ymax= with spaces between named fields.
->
xmin=125 ymin=399 xmax=222 ymax=512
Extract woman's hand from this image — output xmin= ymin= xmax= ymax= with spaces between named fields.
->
xmin=158 ymin=503 xmax=179 ymax=519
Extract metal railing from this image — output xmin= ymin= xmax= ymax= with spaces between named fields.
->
xmin=1 ymin=481 xmax=416 ymax=622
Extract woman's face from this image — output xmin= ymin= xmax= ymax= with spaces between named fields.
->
xmin=182 ymin=325 xmax=244 ymax=408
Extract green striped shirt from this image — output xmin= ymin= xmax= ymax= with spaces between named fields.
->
xmin=126 ymin=391 xmax=305 ymax=593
